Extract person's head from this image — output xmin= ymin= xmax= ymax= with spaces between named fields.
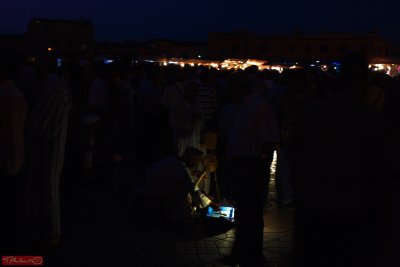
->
xmin=144 ymin=64 xmax=161 ymax=83
xmin=176 ymin=68 xmax=189 ymax=83
xmin=180 ymin=147 xmax=204 ymax=172
xmin=286 ymin=69 xmax=309 ymax=94
xmin=338 ymin=52 xmax=371 ymax=98
xmin=199 ymin=67 xmax=210 ymax=84
xmin=244 ymin=65 xmax=259 ymax=75
xmin=226 ymin=71 xmax=252 ymax=103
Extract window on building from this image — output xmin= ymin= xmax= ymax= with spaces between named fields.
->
xmin=305 ymin=44 xmax=311 ymax=54
xmin=338 ymin=44 xmax=347 ymax=53
xmin=320 ymin=44 xmax=330 ymax=53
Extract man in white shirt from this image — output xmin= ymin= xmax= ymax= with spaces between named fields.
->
xmin=223 ymin=71 xmax=278 ymax=266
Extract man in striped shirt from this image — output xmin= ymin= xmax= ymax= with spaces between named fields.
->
xmin=197 ymin=69 xmax=219 ymax=132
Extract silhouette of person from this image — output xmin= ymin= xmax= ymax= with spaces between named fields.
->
xmin=289 ymin=53 xmax=400 ymax=267
xmin=0 ymin=60 xmax=27 ymax=252
xmin=221 ymin=71 xmax=278 ymax=266
xmin=23 ymin=57 xmax=71 ymax=250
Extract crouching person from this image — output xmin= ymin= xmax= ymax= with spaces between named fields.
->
xmin=140 ymin=146 xmax=217 ymax=227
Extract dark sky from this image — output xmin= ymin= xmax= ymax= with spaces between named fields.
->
xmin=1 ymin=0 xmax=399 ymax=42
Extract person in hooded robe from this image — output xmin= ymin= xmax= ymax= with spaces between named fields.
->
xmin=23 ymin=57 xmax=71 ymax=250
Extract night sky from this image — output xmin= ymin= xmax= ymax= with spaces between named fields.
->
xmin=1 ymin=0 xmax=399 ymax=42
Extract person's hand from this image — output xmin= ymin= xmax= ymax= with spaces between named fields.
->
xmin=209 ymin=201 xmax=220 ymax=211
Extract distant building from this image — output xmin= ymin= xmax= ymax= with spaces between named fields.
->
xmin=208 ymin=30 xmax=400 ymax=63
xmin=148 ymin=39 xmax=206 ymax=59
xmin=27 ymin=17 xmax=94 ymax=54
xmin=95 ymin=41 xmax=135 ymax=56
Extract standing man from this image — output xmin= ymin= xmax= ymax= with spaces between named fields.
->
xmin=24 ymin=57 xmax=71 ymax=250
xmin=0 ymin=61 xmax=28 ymax=252
xmin=222 ymin=71 xmax=279 ymax=266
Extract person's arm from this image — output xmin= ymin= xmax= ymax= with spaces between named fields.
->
xmin=0 ymin=90 xmax=27 ymax=175
xmin=190 ymin=171 xmax=220 ymax=209
xmin=193 ymin=171 xmax=207 ymax=190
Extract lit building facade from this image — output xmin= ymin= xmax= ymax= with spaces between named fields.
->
xmin=208 ymin=30 xmax=400 ymax=63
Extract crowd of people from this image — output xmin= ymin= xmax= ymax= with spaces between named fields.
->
xmin=1 ymin=52 xmax=400 ymax=266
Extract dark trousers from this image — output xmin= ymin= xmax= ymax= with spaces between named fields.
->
xmin=0 ymin=173 xmax=22 ymax=253
xmin=230 ymin=155 xmax=273 ymax=262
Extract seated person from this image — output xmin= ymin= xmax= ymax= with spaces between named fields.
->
xmin=143 ymin=146 xmax=218 ymax=225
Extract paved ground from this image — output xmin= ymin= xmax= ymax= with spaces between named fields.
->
xmin=46 ymin=154 xmax=294 ymax=266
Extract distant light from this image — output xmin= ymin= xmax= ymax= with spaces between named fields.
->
xmin=57 ymin=58 xmax=63 ymax=67
xmin=27 ymin=56 xmax=36 ymax=63
xmin=210 ymin=63 xmax=219 ymax=69
xmin=198 ymin=55 xmax=202 ymax=58
xmin=316 ymin=60 xmax=320 ymax=63
xmin=47 ymin=47 xmax=52 ymax=52
xmin=271 ymin=66 xmax=283 ymax=73
xmin=310 ymin=64 xmax=315 ymax=67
